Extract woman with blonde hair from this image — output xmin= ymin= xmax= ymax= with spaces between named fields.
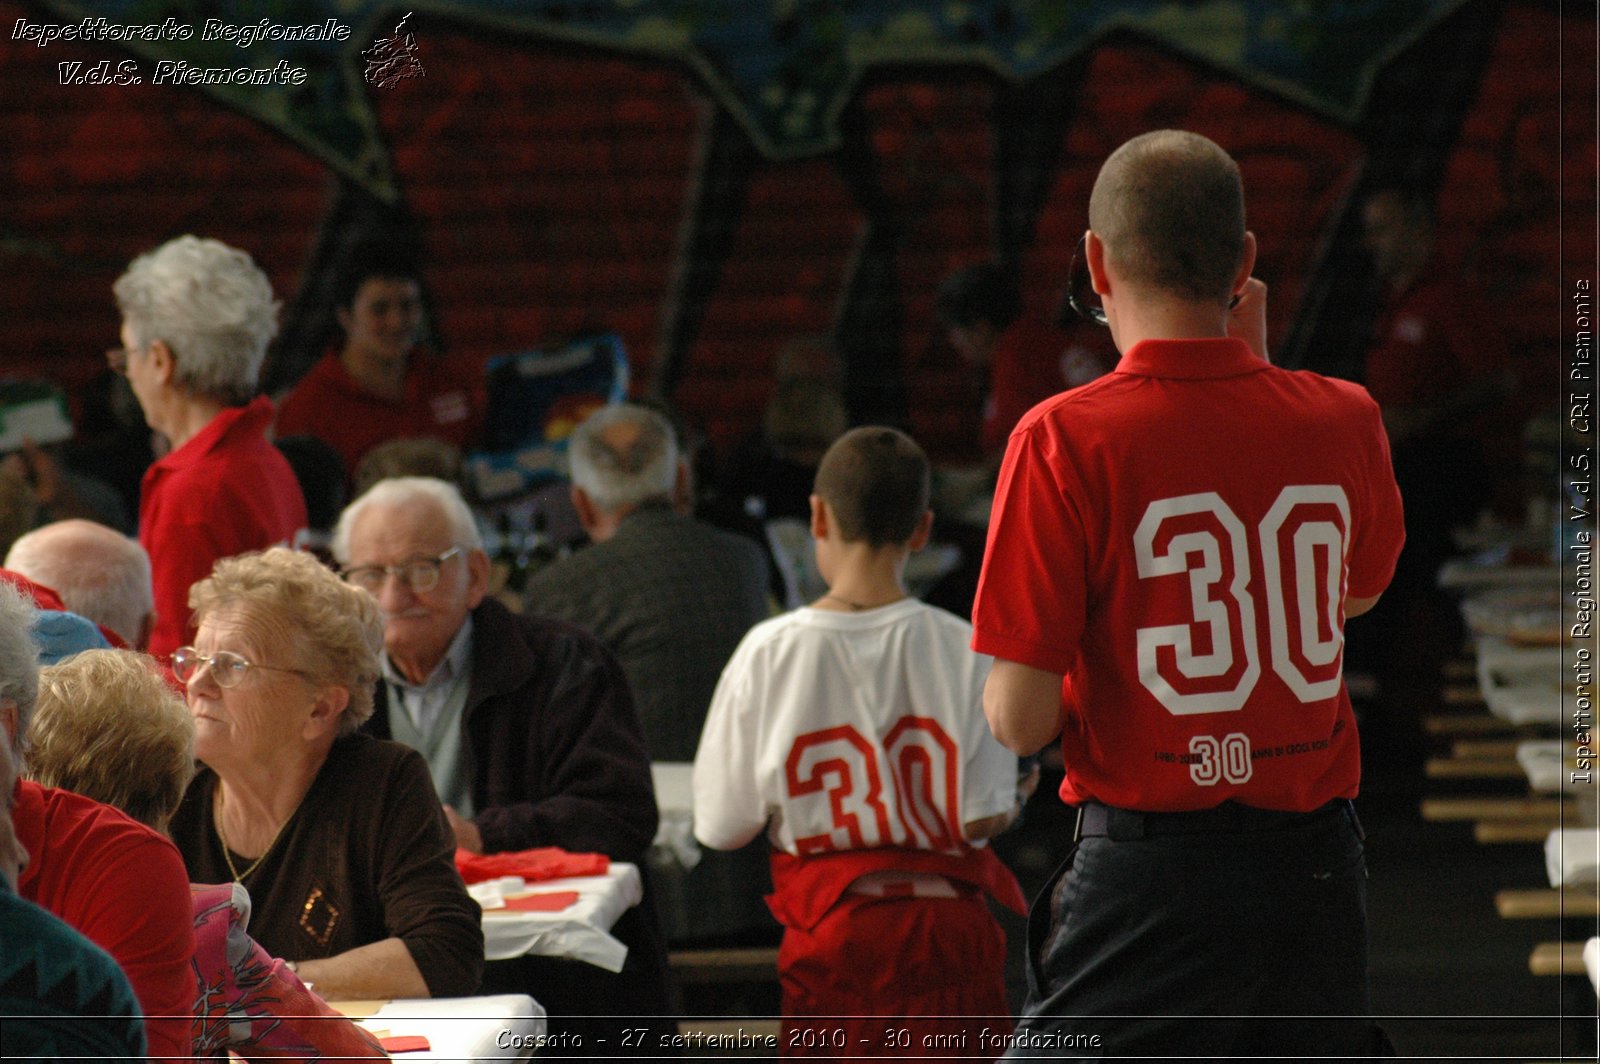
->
xmin=29 ymin=647 xmax=390 ymax=1060
xmin=166 ymin=547 xmax=482 ymax=1001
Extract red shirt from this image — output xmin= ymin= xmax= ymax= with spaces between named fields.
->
xmin=14 ymin=780 xmax=196 ymax=1063
xmin=973 ymin=337 xmax=1405 ymax=812
xmin=275 ymin=351 xmax=484 ymax=480
xmin=138 ymin=396 xmax=307 ymax=663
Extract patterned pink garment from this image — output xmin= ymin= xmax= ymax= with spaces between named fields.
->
xmin=189 ymin=883 xmax=389 ymax=1060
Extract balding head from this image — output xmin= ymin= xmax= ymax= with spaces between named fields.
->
xmin=4 ymin=520 xmax=154 ymax=649
xmin=1088 ymin=130 xmax=1246 ymax=305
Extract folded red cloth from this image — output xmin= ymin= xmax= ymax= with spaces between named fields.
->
xmin=454 ymin=846 xmax=610 ymax=884
xmin=380 ymin=1034 xmax=431 ymax=1053
xmin=499 ymin=890 xmax=580 ymax=913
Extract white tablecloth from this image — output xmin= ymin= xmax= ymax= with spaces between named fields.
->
xmin=340 ymin=994 xmax=546 ymax=1061
xmin=470 ymin=864 xmax=642 ymax=972
xmin=1477 ymin=639 xmax=1564 ymax=725
xmin=1545 ymin=828 xmax=1600 ymax=887
xmin=1517 ymin=741 xmax=1598 ymax=794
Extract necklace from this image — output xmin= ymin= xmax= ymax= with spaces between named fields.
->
xmin=214 ymin=788 xmax=293 ymax=884
xmin=822 ymin=592 xmax=904 ymax=612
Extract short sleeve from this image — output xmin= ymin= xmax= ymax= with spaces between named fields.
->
xmin=971 ymin=420 xmax=1088 ymax=675
xmin=692 ymin=642 xmax=768 ymax=851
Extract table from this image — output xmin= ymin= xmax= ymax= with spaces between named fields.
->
xmin=332 ymin=993 xmax=546 ymax=1061
xmin=468 ymin=864 xmax=642 ymax=973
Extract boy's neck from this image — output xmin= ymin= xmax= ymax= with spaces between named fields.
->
xmin=814 ymin=542 xmax=911 ymax=612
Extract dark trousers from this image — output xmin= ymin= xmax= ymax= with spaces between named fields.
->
xmin=1008 ymin=802 xmax=1391 ymax=1059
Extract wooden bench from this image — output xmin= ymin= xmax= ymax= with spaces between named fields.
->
xmin=1420 ymin=796 xmax=1575 ymax=822
xmin=1495 ymin=888 xmax=1600 ymax=919
xmin=1527 ymin=941 xmax=1587 ymax=976
xmin=670 ymin=946 xmax=780 ymax=985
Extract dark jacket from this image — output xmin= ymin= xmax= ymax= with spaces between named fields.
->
xmin=366 ymin=597 xmax=659 ymax=860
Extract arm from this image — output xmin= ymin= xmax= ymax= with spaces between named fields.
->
xmin=692 ymin=652 xmax=768 ymax=851
xmin=983 ymin=659 xmax=1065 ymax=755
xmin=1346 ymin=594 xmax=1382 ymax=619
xmin=294 ymin=937 xmax=429 ymax=1000
xmin=361 ymin=748 xmax=485 ymax=998
xmin=474 ymin=625 xmax=658 ymax=861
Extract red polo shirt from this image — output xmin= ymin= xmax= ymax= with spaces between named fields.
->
xmin=973 ymin=337 xmax=1404 ymax=813
xmin=275 ymin=351 xmax=484 ymax=480
xmin=138 ymin=396 xmax=307 ymax=663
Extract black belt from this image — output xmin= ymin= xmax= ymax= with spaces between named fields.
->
xmin=1072 ymin=799 xmax=1358 ymax=843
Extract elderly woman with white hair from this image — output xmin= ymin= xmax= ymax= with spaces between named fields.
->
xmin=111 ymin=235 xmax=307 ymax=663
xmin=167 ymin=547 xmax=483 ymax=1002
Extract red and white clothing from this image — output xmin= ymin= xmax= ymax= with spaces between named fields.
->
xmin=275 ymin=350 xmax=483 ymax=481
xmin=138 ymin=396 xmax=307 ymax=663
xmin=694 ymin=599 xmax=1018 ymax=854
xmin=694 ymin=600 xmax=1022 ymax=1053
xmin=973 ymin=337 xmax=1405 ymax=814
xmin=14 ymin=780 xmax=196 ymax=1063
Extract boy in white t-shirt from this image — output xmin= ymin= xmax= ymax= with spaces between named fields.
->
xmin=693 ymin=426 xmax=1029 ymax=1057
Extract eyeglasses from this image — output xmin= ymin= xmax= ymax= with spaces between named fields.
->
xmin=341 ymin=546 xmax=462 ymax=594
xmin=1066 ymin=235 xmax=1108 ymax=327
xmin=172 ymin=647 xmax=314 ymax=689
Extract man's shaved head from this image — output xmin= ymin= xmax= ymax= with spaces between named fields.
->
xmin=1088 ymin=130 xmax=1246 ymax=305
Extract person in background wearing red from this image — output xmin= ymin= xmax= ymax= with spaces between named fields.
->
xmin=275 ymin=246 xmax=484 ymax=485
xmin=935 ymin=260 xmax=1077 ymax=462
xmin=112 ymin=236 xmax=308 ymax=666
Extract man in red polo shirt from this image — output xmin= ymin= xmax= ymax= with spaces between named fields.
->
xmin=113 ymin=236 xmax=307 ymax=664
xmin=972 ymin=130 xmax=1404 ymax=1057
xmin=275 ymin=250 xmax=483 ymax=485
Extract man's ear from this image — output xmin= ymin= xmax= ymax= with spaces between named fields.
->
xmin=1085 ymin=230 xmax=1111 ymax=296
xmin=0 ymin=699 xmax=17 ymax=753
xmin=1231 ymin=231 xmax=1259 ymax=299
xmin=464 ymin=548 xmax=491 ymax=609
xmin=335 ymin=306 xmax=353 ymax=335
xmin=672 ymin=460 xmax=692 ymax=515
xmin=571 ymin=485 xmax=600 ymax=535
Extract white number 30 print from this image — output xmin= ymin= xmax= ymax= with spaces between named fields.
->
xmin=1134 ymin=486 xmax=1351 ymax=716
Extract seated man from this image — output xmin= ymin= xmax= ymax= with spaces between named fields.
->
xmin=526 ymin=403 xmax=770 ymax=762
xmin=331 ymin=476 xmax=673 ymax=1052
xmin=0 ymin=582 xmax=195 ymax=1062
xmin=0 ymin=740 xmax=147 ymax=1064
xmin=5 ymin=518 xmax=155 ymax=649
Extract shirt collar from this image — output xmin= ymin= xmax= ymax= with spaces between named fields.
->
xmin=152 ymin=395 xmax=276 ymax=471
xmin=383 ymin=614 xmax=475 ymax=692
xmin=1114 ymin=337 xmax=1267 ymax=381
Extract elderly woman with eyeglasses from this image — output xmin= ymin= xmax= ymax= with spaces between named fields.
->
xmin=166 ymin=547 xmax=483 ymax=1001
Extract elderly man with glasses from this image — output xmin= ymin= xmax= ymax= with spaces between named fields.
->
xmin=331 ymin=475 xmax=673 ymax=1052
xmin=111 ymin=235 xmax=307 ymax=664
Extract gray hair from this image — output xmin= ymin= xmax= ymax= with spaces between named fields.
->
xmin=330 ymin=476 xmax=484 ymax=565
xmin=567 ymin=403 xmax=678 ymax=513
xmin=5 ymin=521 xmax=153 ymax=648
xmin=0 ymin=583 xmax=40 ymax=760
xmin=113 ymin=235 xmax=280 ymax=405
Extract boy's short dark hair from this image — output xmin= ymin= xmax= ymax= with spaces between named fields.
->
xmin=813 ymin=427 xmax=930 ymax=548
